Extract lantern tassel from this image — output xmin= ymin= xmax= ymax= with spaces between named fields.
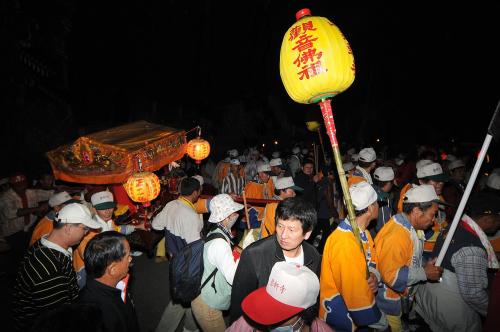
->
xmin=319 ymin=98 xmax=369 ymax=278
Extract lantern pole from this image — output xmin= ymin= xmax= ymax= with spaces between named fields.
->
xmin=319 ymin=98 xmax=368 ymax=278
xmin=317 ymin=127 xmax=327 ymax=164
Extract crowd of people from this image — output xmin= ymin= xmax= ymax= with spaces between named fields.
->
xmin=1 ymin=141 xmax=500 ymax=332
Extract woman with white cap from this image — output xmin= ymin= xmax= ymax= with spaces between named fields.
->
xmin=191 ymin=194 xmax=243 ymax=331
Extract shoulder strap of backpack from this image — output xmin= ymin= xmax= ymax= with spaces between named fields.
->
xmin=199 ymin=232 xmax=228 ymax=291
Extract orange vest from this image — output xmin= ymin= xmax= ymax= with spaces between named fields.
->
xmin=244 ymin=180 xmax=275 ymax=221
xmin=30 ymin=216 xmax=53 ymax=246
xmin=260 ymin=202 xmax=278 ymax=238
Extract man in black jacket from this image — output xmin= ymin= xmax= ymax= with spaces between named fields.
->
xmin=79 ymin=231 xmax=139 ymax=332
xmin=230 ymin=197 xmax=320 ymax=323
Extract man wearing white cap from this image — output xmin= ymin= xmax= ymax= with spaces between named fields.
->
xmin=371 ymin=167 xmax=396 ymax=237
xmin=30 ymin=191 xmax=78 ymax=246
xmin=320 ymin=182 xmax=387 ymax=331
xmin=243 ymin=162 xmax=275 ymax=229
xmin=260 ymin=177 xmax=303 ymax=238
xmin=230 ymin=197 xmax=320 ymax=323
xmin=269 ymin=157 xmax=285 ymax=184
xmin=221 ymin=159 xmax=245 ymax=196
xmin=415 ymin=162 xmax=450 ymax=255
xmin=351 ymin=147 xmax=377 ymax=185
xmin=288 ymin=146 xmax=302 ymax=178
xmin=191 ymin=194 xmax=243 ymax=331
xmin=415 ymin=192 xmax=500 ymax=332
xmin=228 ymin=262 xmax=333 ymax=331
xmin=443 ymin=159 xmax=467 ymax=218
xmin=12 ymin=203 xmax=101 ymax=331
xmin=375 ymin=185 xmax=444 ymax=332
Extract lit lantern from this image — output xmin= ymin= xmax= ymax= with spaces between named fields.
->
xmin=280 ymin=8 xmax=355 ymax=104
xmin=280 ymin=9 xmax=367 ymax=278
xmin=186 ymin=137 xmax=210 ymax=164
xmin=124 ymin=171 xmax=161 ymax=207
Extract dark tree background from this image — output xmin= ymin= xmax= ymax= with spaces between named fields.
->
xmin=1 ymin=1 xmax=499 ymax=178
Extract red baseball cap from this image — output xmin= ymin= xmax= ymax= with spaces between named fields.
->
xmin=241 ymin=262 xmax=319 ymax=325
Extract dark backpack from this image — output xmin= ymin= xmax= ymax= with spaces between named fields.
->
xmin=169 ymin=232 xmax=227 ymax=304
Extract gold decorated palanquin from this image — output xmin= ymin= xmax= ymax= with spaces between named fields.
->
xmin=47 ymin=121 xmax=187 ymax=184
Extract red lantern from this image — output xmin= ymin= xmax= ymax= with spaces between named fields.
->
xmin=186 ymin=137 xmax=210 ymax=164
xmin=124 ymin=171 xmax=161 ymax=207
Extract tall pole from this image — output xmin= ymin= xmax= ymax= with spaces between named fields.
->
xmin=319 ymin=98 xmax=368 ymax=278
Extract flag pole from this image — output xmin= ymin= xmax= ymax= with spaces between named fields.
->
xmin=436 ymin=101 xmax=500 ymax=266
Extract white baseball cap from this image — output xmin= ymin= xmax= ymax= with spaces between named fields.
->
xmin=358 ymin=147 xmax=376 ymax=163
xmin=56 ymin=203 xmax=102 ymax=229
xmin=269 ymin=158 xmax=282 ymax=167
xmin=91 ymin=191 xmax=117 ymax=210
xmin=404 ymin=184 xmax=439 ymax=203
xmin=486 ymin=173 xmax=500 ymax=190
xmin=230 ymin=159 xmax=240 ymax=166
xmin=275 ymin=177 xmax=303 ymax=192
xmin=349 ymin=181 xmax=378 ymax=210
xmin=192 ymin=175 xmax=204 ymax=186
xmin=208 ymin=194 xmax=244 ymax=223
xmin=448 ymin=160 xmax=465 ymax=170
xmin=417 ymin=162 xmax=449 ymax=182
xmin=257 ymin=162 xmax=272 ymax=173
xmin=343 ymin=162 xmax=355 ymax=172
xmin=374 ymin=167 xmax=395 ymax=182
xmin=415 ymin=159 xmax=433 ymax=170
xmin=48 ymin=191 xmax=77 ymax=208
xmin=241 ymin=262 xmax=319 ymax=325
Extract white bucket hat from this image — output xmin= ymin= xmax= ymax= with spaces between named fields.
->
xmin=349 ymin=181 xmax=378 ymax=210
xmin=208 ymin=194 xmax=244 ymax=223
xmin=374 ymin=167 xmax=394 ymax=182
xmin=56 ymin=203 xmax=102 ymax=229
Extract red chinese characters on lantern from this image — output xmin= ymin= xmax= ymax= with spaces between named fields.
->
xmin=288 ymin=21 xmax=323 ymax=80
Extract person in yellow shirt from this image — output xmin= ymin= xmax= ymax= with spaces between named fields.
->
xmin=375 ymin=185 xmax=444 ymax=332
xmin=320 ymin=182 xmax=387 ymax=331
xmin=260 ymin=177 xmax=302 ymax=238
xmin=30 ymin=191 xmax=78 ymax=246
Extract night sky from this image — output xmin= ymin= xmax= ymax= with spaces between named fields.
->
xmin=1 ymin=1 xmax=499 ymax=178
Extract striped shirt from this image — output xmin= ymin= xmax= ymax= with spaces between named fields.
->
xmin=12 ymin=239 xmax=79 ymax=331
xmin=221 ymin=173 xmax=245 ymax=195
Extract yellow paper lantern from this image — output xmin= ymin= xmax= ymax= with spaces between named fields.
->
xmin=306 ymin=121 xmax=321 ymax=131
xmin=186 ymin=137 xmax=210 ymax=164
xmin=280 ymin=8 xmax=355 ymax=104
xmin=124 ymin=171 xmax=161 ymax=207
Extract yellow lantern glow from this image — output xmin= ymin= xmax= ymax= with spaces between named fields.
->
xmin=280 ymin=8 xmax=355 ymax=104
xmin=124 ymin=171 xmax=161 ymax=207
xmin=186 ymin=137 xmax=210 ymax=164
xmin=306 ymin=121 xmax=321 ymax=131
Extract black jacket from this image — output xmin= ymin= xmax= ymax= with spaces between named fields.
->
xmin=229 ymin=235 xmax=321 ymax=323
xmin=79 ymin=278 xmax=140 ymax=332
